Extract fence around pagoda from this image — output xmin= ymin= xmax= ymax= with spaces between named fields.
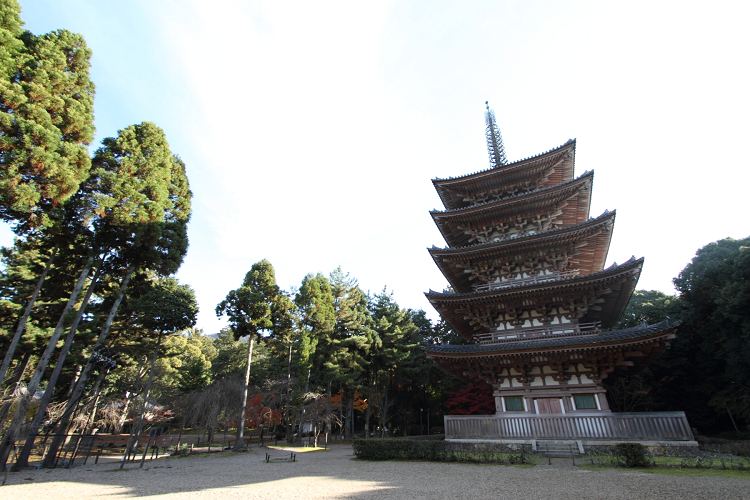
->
xmin=444 ymin=412 xmax=695 ymax=442
xmin=473 ymin=321 xmax=601 ymax=344
xmin=473 ymin=269 xmax=581 ymax=293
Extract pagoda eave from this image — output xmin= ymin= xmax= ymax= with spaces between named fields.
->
xmin=431 ymin=171 xmax=593 ymax=248
xmin=426 ymin=257 xmax=643 ymax=341
xmin=429 ymin=210 xmax=616 ymax=293
xmin=432 ymin=139 xmax=576 ymax=209
xmin=423 ymin=320 xmax=679 ymax=384
xmin=433 ymin=140 xmax=577 ymax=210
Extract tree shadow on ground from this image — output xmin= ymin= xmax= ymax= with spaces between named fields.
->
xmin=2 ymin=443 xmax=748 ymax=499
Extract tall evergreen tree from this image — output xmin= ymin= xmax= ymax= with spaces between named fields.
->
xmin=0 ymin=123 xmax=191 ymax=470
xmin=325 ymin=267 xmax=375 ymax=438
xmin=216 ymin=260 xmax=290 ymax=449
xmin=668 ymin=237 xmax=750 ymax=428
xmin=0 ymin=0 xmax=96 ymax=390
xmin=295 ymin=273 xmax=335 ymax=381
xmin=118 ymin=277 xmax=198 ymax=465
xmin=210 ymin=328 xmax=248 ymax=379
xmin=366 ymin=289 xmax=417 ymax=437
xmin=0 ymin=0 xmax=95 ymax=227
xmin=38 ymin=124 xmax=192 ymax=466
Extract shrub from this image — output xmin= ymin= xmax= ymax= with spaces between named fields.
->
xmin=613 ymin=443 xmax=650 ymax=468
xmin=352 ymin=439 xmax=531 ymax=464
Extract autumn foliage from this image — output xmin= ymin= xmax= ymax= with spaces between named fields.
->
xmin=244 ymin=393 xmax=282 ymax=428
xmin=444 ymin=383 xmax=496 ymax=415
xmin=330 ymin=390 xmax=367 ymax=411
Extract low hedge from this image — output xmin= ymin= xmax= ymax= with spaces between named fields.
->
xmin=352 ymin=438 xmax=531 ymax=464
xmin=612 ymin=443 xmax=650 ymax=468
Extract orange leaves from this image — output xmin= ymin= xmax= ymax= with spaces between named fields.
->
xmin=352 ymin=392 xmax=368 ymax=412
xmin=328 ymin=390 xmax=366 ymax=411
xmin=244 ymin=392 xmax=282 ymax=429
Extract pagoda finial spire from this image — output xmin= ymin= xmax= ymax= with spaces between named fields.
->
xmin=484 ymin=101 xmax=507 ymax=168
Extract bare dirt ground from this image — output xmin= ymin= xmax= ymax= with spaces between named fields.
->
xmin=2 ymin=443 xmax=748 ymax=499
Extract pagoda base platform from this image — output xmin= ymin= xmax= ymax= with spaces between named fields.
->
xmin=444 ymin=412 xmax=695 ymax=445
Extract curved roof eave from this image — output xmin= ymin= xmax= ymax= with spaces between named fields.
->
xmin=432 ymin=139 xmax=577 ymax=186
xmin=428 ymin=209 xmax=616 ymax=258
xmin=430 ymin=170 xmax=594 ymax=219
xmin=421 ymin=320 xmax=680 ymax=357
xmin=424 ymin=256 xmax=643 ymax=302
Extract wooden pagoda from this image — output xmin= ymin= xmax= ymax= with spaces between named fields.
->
xmin=423 ymin=104 xmax=694 ymax=445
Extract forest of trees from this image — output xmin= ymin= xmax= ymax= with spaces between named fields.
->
xmin=604 ymin=236 xmax=750 ymax=435
xmin=0 ymin=0 xmax=749 ymax=473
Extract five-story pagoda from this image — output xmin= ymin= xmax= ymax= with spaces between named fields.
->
xmin=424 ymin=103 xmax=693 ymax=444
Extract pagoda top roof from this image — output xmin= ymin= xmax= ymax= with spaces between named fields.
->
xmin=431 ymin=171 xmax=593 ymax=248
xmin=433 ymin=140 xmax=577 ymax=211
xmin=426 ymin=256 xmax=643 ymax=340
xmin=429 ymin=210 xmax=616 ymax=293
xmin=421 ymin=319 xmax=679 ymax=357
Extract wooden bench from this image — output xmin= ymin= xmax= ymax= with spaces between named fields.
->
xmin=265 ymin=452 xmax=296 ymax=463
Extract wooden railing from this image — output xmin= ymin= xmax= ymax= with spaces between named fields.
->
xmin=473 ymin=270 xmax=580 ymax=292
xmin=474 ymin=322 xmax=600 ymax=344
xmin=444 ymin=412 xmax=695 ymax=442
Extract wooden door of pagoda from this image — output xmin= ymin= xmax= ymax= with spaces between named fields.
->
xmin=535 ymin=398 xmax=563 ymax=414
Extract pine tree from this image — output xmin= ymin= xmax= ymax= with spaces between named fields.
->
xmin=324 ymin=267 xmax=375 ymax=438
xmin=118 ymin=277 xmax=198 ymax=464
xmin=0 ymin=0 xmax=97 ymax=394
xmin=216 ymin=260 xmax=290 ymax=449
xmin=0 ymin=123 xmax=192 ymax=470
xmin=0 ymin=0 xmax=95 ymax=227
xmin=366 ymin=289 xmax=417 ymax=437
xmin=37 ymin=124 xmax=192 ymax=467
xmin=295 ymin=273 xmax=335 ymax=381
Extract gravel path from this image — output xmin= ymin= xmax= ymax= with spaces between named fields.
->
xmin=2 ymin=444 xmax=748 ymax=499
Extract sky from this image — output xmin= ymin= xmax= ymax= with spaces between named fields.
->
xmin=5 ymin=0 xmax=749 ymax=334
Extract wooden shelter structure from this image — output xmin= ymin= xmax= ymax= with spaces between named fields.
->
xmin=424 ymin=104 xmax=693 ymax=445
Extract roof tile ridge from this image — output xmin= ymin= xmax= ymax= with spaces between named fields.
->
xmin=426 ymin=209 xmax=616 ymax=252
xmin=424 ymin=256 xmax=643 ymax=298
xmin=423 ymin=319 xmax=680 ymax=353
xmin=603 ymin=318 xmax=681 ymax=336
xmin=430 ymin=169 xmax=593 ymax=215
xmin=432 ymin=139 xmax=576 ymax=183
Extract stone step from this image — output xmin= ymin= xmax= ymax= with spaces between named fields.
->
xmin=533 ymin=440 xmax=584 ymax=456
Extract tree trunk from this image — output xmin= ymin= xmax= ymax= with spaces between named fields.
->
xmin=84 ymin=389 xmax=102 ymax=435
xmin=43 ymin=265 xmax=134 ymax=465
xmin=338 ymin=386 xmax=345 ymax=438
xmin=364 ymin=379 xmax=373 ymax=438
xmin=326 ymin=379 xmax=331 ymax=439
xmin=0 ymin=352 xmax=32 ymax=429
xmin=16 ymin=261 xmax=103 ymax=468
xmin=120 ymin=331 xmax=164 ymax=469
xmin=343 ymin=389 xmax=350 ymax=440
xmin=285 ymin=342 xmax=292 ymax=443
xmin=84 ymin=368 xmax=109 ymax=434
xmin=0 ymin=254 xmax=94 ymax=471
xmin=380 ymin=386 xmax=389 ymax=438
xmin=66 ymin=365 xmax=82 ymax=398
xmin=115 ymin=392 xmax=132 ymax=435
xmin=176 ymin=423 xmax=184 ymax=448
xmin=313 ymin=395 xmax=320 ymax=448
xmin=234 ymin=335 xmax=254 ymax=450
xmin=295 ymin=368 xmax=311 ymax=445
xmin=0 ymin=246 xmax=59 ymax=387
xmin=348 ymin=392 xmax=354 ymax=439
